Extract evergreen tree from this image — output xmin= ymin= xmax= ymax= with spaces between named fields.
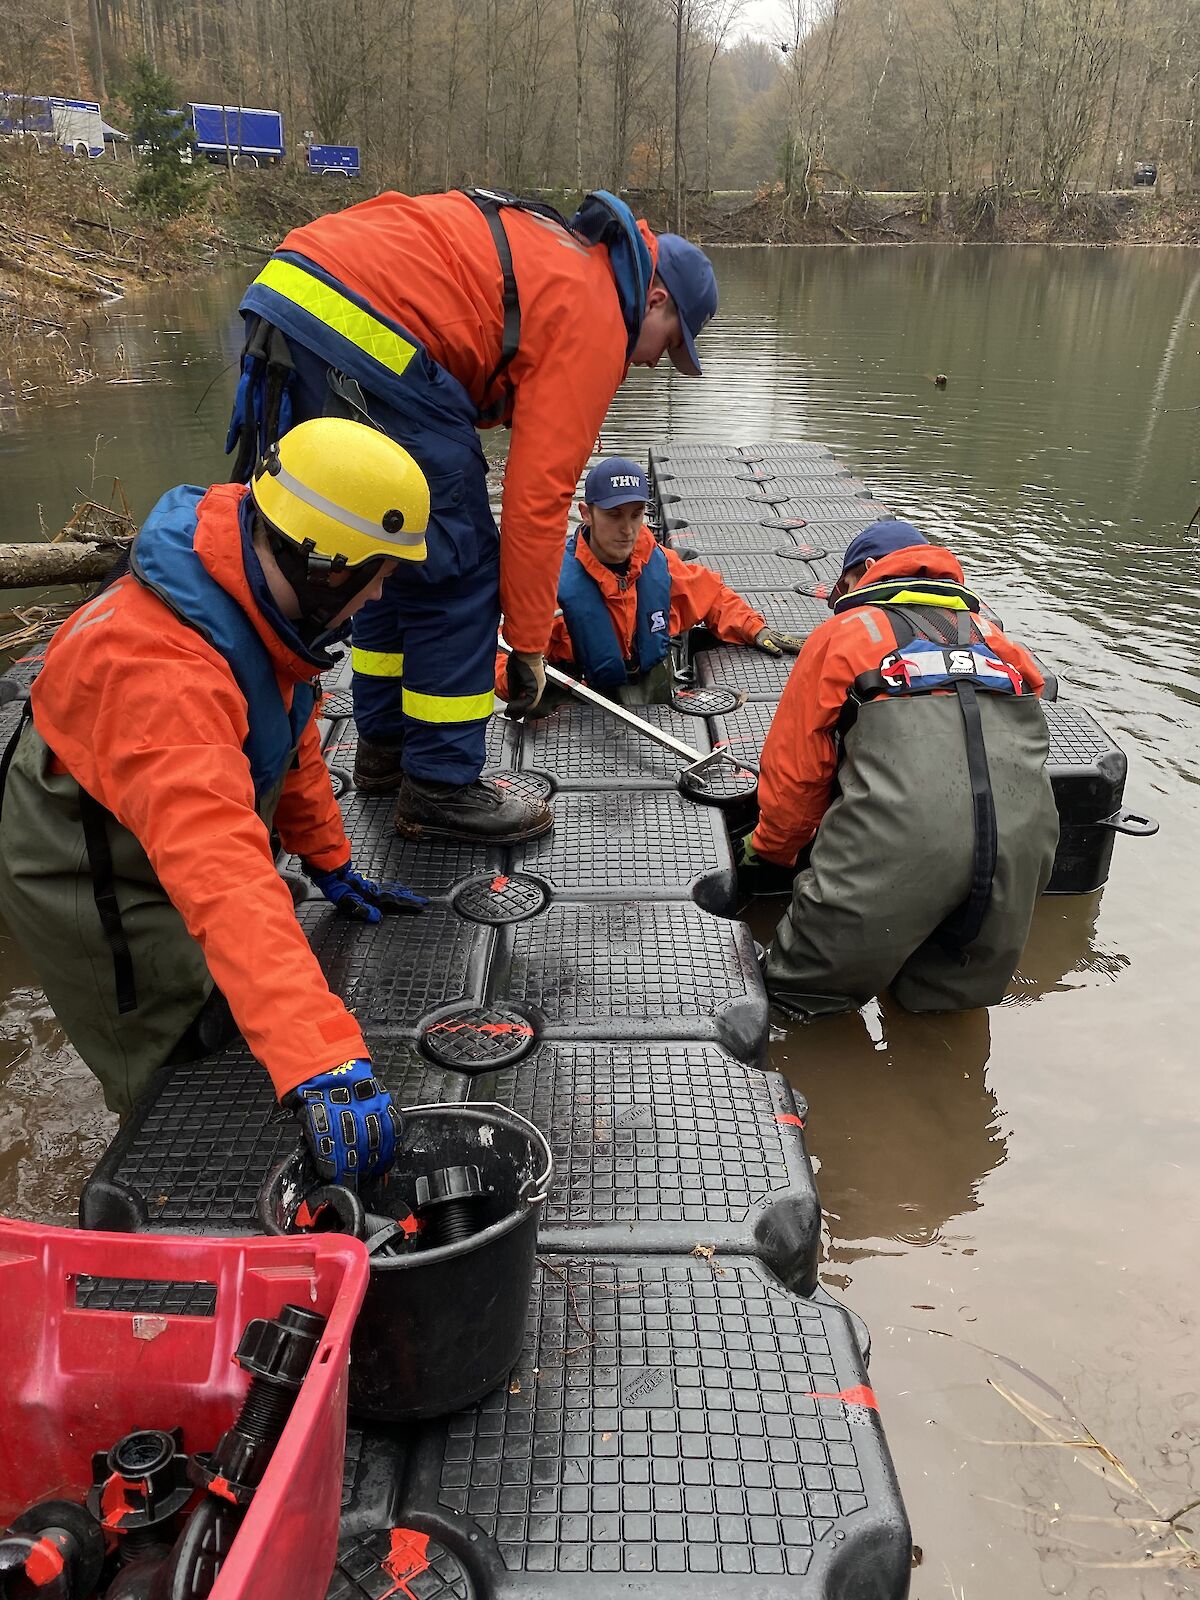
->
xmin=124 ymin=55 xmax=201 ymax=219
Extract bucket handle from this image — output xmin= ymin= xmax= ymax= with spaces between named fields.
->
xmin=400 ymin=1102 xmax=555 ymax=1207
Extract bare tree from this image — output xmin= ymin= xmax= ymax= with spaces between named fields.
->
xmin=572 ymin=0 xmax=594 ymax=189
xmin=604 ymin=0 xmax=659 ymax=188
xmin=696 ymin=0 xmax=745 ymax=190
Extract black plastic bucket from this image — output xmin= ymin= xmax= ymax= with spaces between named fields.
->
xmin=257 ymin=1103 xmax=552 ymax=1422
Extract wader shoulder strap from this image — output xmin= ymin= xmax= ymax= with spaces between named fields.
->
xmin=464 ymin=190 xmax=522 ymax=423
xmin=77 ymin=789 xmax=138 ymax=1015
xmin=0 ymin=696 xmax=32 ymax=821
xmin=935 ymin=611 xmax=998 ymax=960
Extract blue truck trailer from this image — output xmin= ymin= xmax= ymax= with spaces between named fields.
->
xmin=188 ymin=103 xmax=284 ymax=166
xmin=307 ymin=142 xmax=360 ymax=177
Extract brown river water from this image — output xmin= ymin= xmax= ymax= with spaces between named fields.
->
xmin=1 ymin=246 xmax=1198 ymax=1596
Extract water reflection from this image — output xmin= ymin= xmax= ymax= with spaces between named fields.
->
xmin=772 ymin=1001 xmax=1004 ymax=1283
xmin=758 ymin=884 xmax=1131 ymax=1285
xmin=1006 ymin=889 xmax=1131 ymax=1001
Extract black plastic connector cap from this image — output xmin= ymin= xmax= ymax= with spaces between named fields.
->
xmin=234 ymin=1303 xmax=325 ymax=1390
xmin=414 ymin=1165 xmax=485 ymax=1212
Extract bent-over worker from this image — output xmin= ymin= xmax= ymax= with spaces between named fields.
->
xmin=227 ymin=188 xmax=717 ymax=842
xmin=0 ymin=420 xmax=428 ymax=1189
xmin=744 ymin=520 xmax=1059 ymax=1017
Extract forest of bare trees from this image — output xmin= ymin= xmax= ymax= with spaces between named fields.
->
xmin=4 ymin=0 xmax=1200 ymax=214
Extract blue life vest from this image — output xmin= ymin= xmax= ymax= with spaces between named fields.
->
xmin=557 ymin=533 xmax=672 ymax=690
xmin=836 ymin=583 xmax=1026 ymax=705
xmin=129 ymin=485 xmax=320 ymax=804
xmin=866 ymin=636 xmax=1023 ymax=699
xmin=570 ymin=191 xmax=655 ymax=359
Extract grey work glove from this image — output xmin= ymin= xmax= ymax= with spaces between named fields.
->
xmin=753 ymin=628 xmax=805 ymax=656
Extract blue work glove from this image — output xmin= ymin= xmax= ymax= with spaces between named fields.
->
xmin=301 ymin=859 xmax=427 ymax=923
xmin=289 ymin=1058 xmax=401 ymax=1189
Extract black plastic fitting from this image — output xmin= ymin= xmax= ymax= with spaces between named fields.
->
xmin=8 ymin=1499 xmax=106 ymax=1596
xmin=414 ymin=1164 xmax=487 ymax=1247
xmin=189 ymin=1304 xmax=325 ymax=1502
xmin=87 ymin=1427 xmax=192 ymax=1545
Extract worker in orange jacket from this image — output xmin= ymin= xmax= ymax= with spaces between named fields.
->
xmin=227 ymin=188 xmax=718 ymax=843
xmin=745 ymin=521 xmax=1059 ymax=1017
xmin=494 ymin=457 xmax=805 ymax=706
xmin=0 ymin=420 xmax=430 ymax=1189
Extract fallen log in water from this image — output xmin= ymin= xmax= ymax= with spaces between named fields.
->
xmin=0 ymin=538 xmax=129 ymax=589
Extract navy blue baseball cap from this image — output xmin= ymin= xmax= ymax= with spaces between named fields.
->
xmin=655 ymin=235 xmax=718 ymax=376
xmin=838 ymin=519 xmax=928 ymax=578
xmin=583 ymin=457 xmax=648 ymax=508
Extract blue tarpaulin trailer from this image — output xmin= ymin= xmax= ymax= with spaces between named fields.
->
xmin=307 ymin=143 xmax=360 ymax=177
xmin=0 ymin=94 xmax=105 ymax=157
xmin=188 ymin=103 xmax=284 ymax=165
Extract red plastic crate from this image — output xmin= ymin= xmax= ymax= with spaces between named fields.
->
xmin=0 ymin=1217 xmax=369 ymax=1600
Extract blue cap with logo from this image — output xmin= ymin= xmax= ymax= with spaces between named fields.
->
xmin=838 ymin=519 xmax=928 ymax=578
xmin=654 ymin=236 xmax=718 ymax=376
xmin=583 ymin=457 xmax=648 ymax=508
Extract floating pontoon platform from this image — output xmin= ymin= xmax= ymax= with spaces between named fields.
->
xmin=2 ymin=441 xmax=1151 ymax=1599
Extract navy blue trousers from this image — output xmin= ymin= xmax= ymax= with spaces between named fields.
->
xmin=236 ymin=320 xmax=500 ymax=787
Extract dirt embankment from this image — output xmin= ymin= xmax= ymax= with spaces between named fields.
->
xmin=664 ymin=185 xmax=1200 ymax=246
xmin=0 ymin=152 xmax=370 ymax=344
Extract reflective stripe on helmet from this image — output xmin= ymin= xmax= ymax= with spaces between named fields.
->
xmin=269 ymin=462 xmax=425 ymax=551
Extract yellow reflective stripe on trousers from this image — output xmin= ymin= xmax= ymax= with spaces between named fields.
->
xmin=402 ymin=687 xmax=495 ymax=724
xmin=351 ymin=647 xmax=404 ymax=678
xmin=254 ymin=259 xmax=418 ymax=380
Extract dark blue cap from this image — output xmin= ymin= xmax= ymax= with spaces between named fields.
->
xmin=583 ymin=457 xmax=648 ymax=508
xmin=655 ymin=235 xmax=718 ymax=376
xmin=839 ymin=519 xmax=928 ymax=577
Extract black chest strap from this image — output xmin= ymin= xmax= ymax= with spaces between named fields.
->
xmin=936 ymin=610 xmax=998 ymax=959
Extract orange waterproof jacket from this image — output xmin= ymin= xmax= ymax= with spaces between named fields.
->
xmin=751 ymin=546 xmax=1046 ymax=865
xmin=279 ymin=192 xmax=654 ymax=656
xmin=30 ymin=483 xmax=365 ymax=1098
xmin=493 ymin=524 xmax=766 ymax=689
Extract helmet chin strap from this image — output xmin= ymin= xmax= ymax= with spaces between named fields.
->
xmin=266 ymin=528 xmax=385 ymax=647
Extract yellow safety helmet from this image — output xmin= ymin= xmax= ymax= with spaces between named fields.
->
xmin=251 ymin=417 xmax=430 ymax=568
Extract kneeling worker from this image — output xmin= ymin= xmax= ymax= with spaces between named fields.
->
xmin=500 ymin=457 xmax=805 ymax=706
xmin=0 ymin=419 xmax=428 ymax=1189
xmin=746 ymin=520 xmax=1059 ymax=1017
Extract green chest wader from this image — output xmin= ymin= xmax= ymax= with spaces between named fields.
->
xmin=0 ymin=714 xmax=293 ymax=1117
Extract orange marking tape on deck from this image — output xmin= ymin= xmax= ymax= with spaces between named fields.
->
xmin=380 ymin=1528 xmax=431 ymax=1599
xmin=490 ymin=876 xmax=510 ymax=893
xmin=800 ymin=1385 xmax=878 ymax=1409
xmin=427 ymin=1020 xmax=534 ymax=1037
xmin=775 ymin=1114 xmax=806 ymax=1129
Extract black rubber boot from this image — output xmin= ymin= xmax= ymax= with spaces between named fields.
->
xmin=394 ymin=775 xmax=554 ymax=843
xmin=353 ymin=737 xmax=406 ymax=793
